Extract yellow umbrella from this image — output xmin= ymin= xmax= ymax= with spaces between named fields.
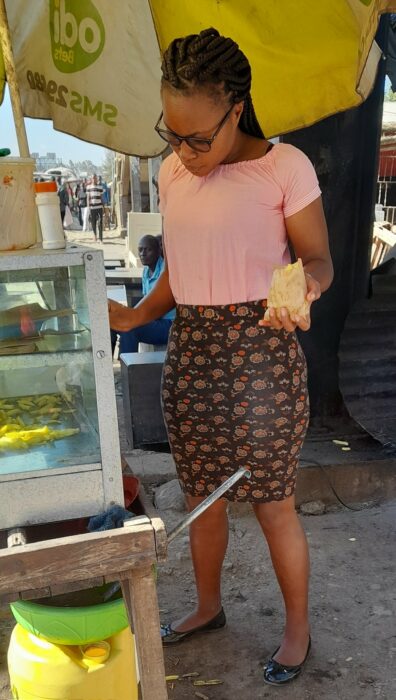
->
xmin=0 ymin=32 xmax=4 ymax=98
xmin=151 ymin=0 xmax=396 ymax=137
xmin=1 ymin=0 xmax=396 ymax=156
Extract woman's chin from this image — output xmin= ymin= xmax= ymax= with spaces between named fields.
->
xmin=186 ymin=164 xmax=213 ymax=177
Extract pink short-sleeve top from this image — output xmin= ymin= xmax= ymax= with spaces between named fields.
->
xmin=159 ymin=143 xmax=321 ymax=306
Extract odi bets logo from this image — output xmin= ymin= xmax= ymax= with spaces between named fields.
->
xmin=50 ymin=0 xmax=105 ymax=73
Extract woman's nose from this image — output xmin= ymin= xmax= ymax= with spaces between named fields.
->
xmin=179 ymin=140 xmax=198 ymax=159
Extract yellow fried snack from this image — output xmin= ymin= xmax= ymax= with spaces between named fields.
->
xmin=264 ymin=258 xmax=309 ymax=322
xmin=0 ymin=426 xmax=79 ymax=451
xmin=0 ymin=391 xmax=79 ymax=451
xmin=0 ymin=423 xmax=21 ymax=436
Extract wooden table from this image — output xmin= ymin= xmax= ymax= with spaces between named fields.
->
xmin=105 ymin=267 xmax=143 ymax=285
xmin=0 ymin=515 xmax=169 ymax=700
xmin=105 ymin=267 xmax=143 ymax=305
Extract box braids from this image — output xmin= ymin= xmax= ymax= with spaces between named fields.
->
xmin=161 ymin=27 xmax=264 ymax=139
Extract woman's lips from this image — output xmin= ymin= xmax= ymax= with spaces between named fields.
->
xmin=183 ymin=163 xmax=203 ymax=174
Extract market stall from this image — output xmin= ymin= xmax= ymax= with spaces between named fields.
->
xmin=0 ymin=247 xmax=123 ymax=529
xmin=2 ymin=3 xmax=396 ymax=700
xmin=0 ymin=2 xmax=169 ymax=698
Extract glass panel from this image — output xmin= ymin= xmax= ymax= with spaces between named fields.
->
xmin=0 ymin=265 xmax=101 ymax=475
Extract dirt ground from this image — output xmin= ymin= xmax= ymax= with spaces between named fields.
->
xmin=155 ymin=500 xmax=396 ymax=700
xmin=1 ymin=502 xmax=395 ymax=700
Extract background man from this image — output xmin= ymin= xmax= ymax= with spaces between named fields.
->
xmin=75 ymin=179 xmax=87 ymax=227
xmin=87 ymin=174 xmax=104 ymax=242
xmin=57 ymin=177 xmax=69 ymax=224
xmin=111 ymin=234 xmax=175 ymax=355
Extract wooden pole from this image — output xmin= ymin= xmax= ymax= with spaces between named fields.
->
xmin=121 ymin=566 xmax=168 ymax=700
xmin=0 ymin=0 xmax=30 ymax=157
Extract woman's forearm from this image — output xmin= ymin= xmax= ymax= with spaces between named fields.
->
xmin=303 ymin=257 xmax=334 ymax=293
xmin=108 ymin=266 xmax=175 ymax=332
xmin=132 ymin=266 xmax=175 ymax=326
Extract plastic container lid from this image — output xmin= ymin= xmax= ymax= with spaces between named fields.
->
xmin=80 ymin=641 xmax=111 ymax=665
xmin=34 ymin=181 xmax=57 ymax=193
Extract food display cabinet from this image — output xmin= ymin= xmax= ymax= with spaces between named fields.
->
xmin=0 ymin=247 xmax=123 ymax=529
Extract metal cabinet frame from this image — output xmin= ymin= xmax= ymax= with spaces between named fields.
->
xmin=0 ymin=247 xmax=123 ymax=528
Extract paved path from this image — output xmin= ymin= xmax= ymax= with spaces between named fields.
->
xmin=65 ymin=226 xmax=127 ymax=263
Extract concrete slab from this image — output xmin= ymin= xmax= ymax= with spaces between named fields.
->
xmin=124 ymin=450 xmax=176 ymax=485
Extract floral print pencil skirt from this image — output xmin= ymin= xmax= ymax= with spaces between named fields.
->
xmin=161 ymin=300 xmax=309 ymax=503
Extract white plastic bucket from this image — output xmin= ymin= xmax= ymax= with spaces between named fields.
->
xmin=35 ymin=191 xmax=66 ymax=250
xmin=0 ymin=157 xmax=37 ymax=251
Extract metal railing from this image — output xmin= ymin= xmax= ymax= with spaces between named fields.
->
xmin=383 ymin=205 xmax=396 ymax=226
xmin=378 ymin=153 xmax=396 ymax=208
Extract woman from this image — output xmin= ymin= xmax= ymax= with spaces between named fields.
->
xmin=109 ymin=27 xmax=333 ymax=686
xmin=76 ymin=181 xmax=87 ymax=228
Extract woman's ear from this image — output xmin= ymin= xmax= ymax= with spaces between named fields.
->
xmin=234 ymin=101 xmax=244 ymax=123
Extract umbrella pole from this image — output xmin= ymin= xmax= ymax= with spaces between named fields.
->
xmin=0 ymin=0 xmax=29 ymax=157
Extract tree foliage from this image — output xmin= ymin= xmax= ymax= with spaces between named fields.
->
xmin=101 ymin=149 xmax=115 ymax=182
xmin=67 ymin=159 xmax=102 ymax=177
xmin=384 ymin=86 xmax=396 ymax=102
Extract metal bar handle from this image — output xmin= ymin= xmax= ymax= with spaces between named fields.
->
xmin=167 ymin=467 xmax=251 ymax=544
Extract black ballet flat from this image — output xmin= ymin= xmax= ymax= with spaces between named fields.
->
xmin=263 ymin=636 xmax=311 ymax=686
xmin=161 ymin=608 xmax=226 ymax=645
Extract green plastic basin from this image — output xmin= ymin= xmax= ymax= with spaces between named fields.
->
xmin=10 ymin=596 xmax=128 ymax=646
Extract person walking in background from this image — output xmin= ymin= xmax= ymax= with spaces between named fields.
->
xmin=98 ymin=175 xmax=111 ymax=229
xmin=82 ymin=178 xmax=91 ymax=233
xmin=66 ymin=182 xmax=75 ymax=215
xmin=98 ymin=175 xmax=110 ymax=205
xmin=57 ymin=177 xmax=69 ymax=225
xmin=109 ymin=27 xmax=333 ymax=686
xmin=87 ymin=174 xmax=104 ymax=242
xmin=76 ymin=181 xmax=87 ymax=228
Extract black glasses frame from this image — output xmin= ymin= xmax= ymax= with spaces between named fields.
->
xmin=154 ymin=105 xmax=234 ymax=152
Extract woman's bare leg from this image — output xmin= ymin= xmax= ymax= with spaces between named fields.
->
xmin=253 ymin=495 xmax=310 ymax=666
xmin=170 ymin=495 xmax=229 ymax=632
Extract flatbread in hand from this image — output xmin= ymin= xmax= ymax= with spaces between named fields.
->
xmin=264 ymin=258 xmax=309 ymax=321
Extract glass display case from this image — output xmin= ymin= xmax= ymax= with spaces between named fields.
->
xmin=0 ymin=248 xmax=123 ymax=529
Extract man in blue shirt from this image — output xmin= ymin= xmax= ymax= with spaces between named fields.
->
xmin=111 ymin=235 xmax=175 ymax=355
xmin=98 ymin=175 xmax=110 ymax=205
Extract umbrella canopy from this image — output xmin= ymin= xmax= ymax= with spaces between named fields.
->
xmin=1 ymin=0 xmax=396 ymax=157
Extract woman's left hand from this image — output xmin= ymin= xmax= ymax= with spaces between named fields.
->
xmin=259 ymin=273 xmax=321 ymax=332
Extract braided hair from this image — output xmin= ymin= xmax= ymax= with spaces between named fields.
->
xmin=161 ymin=27 xmax=265 ymax=140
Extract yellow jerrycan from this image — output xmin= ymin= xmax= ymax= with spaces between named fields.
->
xmin=8 ymin=623 xmax=138 ymax=700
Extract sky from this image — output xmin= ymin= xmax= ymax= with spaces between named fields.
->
xmin=1 ymin=86 xmax=106 ymax=166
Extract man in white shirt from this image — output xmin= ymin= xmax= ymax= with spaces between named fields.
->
xmin=86 ymin=174 xmax=104 ymax=242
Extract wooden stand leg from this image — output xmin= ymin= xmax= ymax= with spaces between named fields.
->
xmin=121 ymin=566 xmax=168 ymax=700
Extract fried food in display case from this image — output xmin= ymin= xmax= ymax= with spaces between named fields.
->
xmin=0 ymin=248 xmax=123 ymax=529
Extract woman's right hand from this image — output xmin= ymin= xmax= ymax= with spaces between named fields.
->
xmin=108 ymin=299 xmax=139 ymax=332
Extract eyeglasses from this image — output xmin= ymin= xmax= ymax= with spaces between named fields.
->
xmin=154 ymin=105 xmax=234 ymax=153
